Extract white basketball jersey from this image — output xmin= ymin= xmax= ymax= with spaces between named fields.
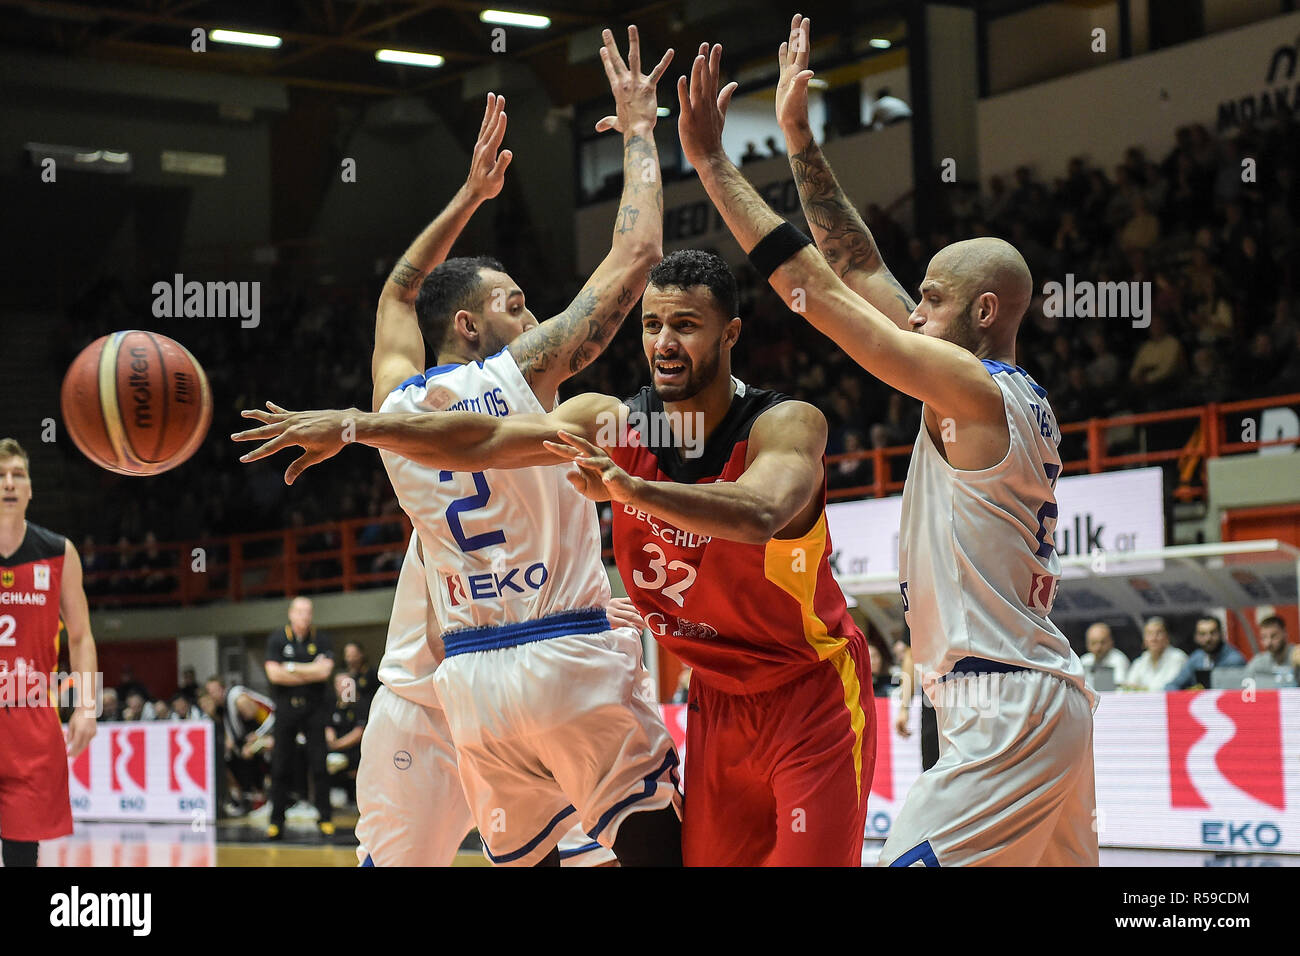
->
xmin=377 ymin=533 xmax=442 ymax=710
xmin=898 ymin=361 xmax=1092 ymax=704
xmin=378 ymin=349 xmax=611 ymax=638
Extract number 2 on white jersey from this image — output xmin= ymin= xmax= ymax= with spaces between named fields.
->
xmin=632 ymin=543 xmax=697 ymax=607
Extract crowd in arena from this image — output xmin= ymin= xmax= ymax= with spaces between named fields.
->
xmin=55 ymin=111 xmax=1300 ymax=584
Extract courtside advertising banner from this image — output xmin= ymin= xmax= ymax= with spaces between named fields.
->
xmin=664 ymin=689 xmax=1300 ymax=853
xmin=66 ymin=721 xmax=215 ymax=823
xmin=824 ymin=465 xmax=1165 ymax=579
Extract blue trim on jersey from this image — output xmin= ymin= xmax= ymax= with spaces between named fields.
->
xmin=587 ymin=749 xmax=680 ymax=841
xmin=980 ymin=359 xmax=1048 ymax=399
xmin=890 ymin=840 xmax=940 ymax=867
xmin=557 ymin=841 xmax=605 ymax=860
xmin=937 ymin=656 xmax=1031 ymax=683
xmin=361 ymin=854 xmax=374 ymax=867
xmin=442 ymin=608 xmax=611 ymax=657
xmin=389 ymin=349 xmax=513 ymax=394
xmin=484 ymin=804 xmax=577 ymax=865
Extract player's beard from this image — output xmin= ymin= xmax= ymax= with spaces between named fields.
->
xmin=653 ymin=346 xmax=721 ymax=403
xmin=939 ymin=298 xmax=983 ymax=354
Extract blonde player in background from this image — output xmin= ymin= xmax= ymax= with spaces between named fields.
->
xmin=674 ymin=19 xmax=1096 ymax=865
xmin=250 ymin=28 xmax=682 ymax=867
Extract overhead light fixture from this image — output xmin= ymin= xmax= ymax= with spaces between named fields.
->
xmin=480 ymin=10 xmax=551 ymax=29
xmin=656 ymin=106 xmax=670 ymax=117
xmin=26 ymin=142 xmax=133 ymax=174
xmin=869 ymin=38 xmax=892 ymax=49
xmin=375 ymin=49 xmax=445 ymax=68
xmin=210 ymin=29 xmax=282 ymax=49
xmin=161 ymin=150 xmax=226 ymax=177
xmin=807 ymin=78 xmax=829 ymax=90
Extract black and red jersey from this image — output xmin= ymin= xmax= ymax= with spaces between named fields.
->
xmin=609 ymin=381 xmax=861 ymax=695
xmin=0 ymin=521 xmax=66 ymax=677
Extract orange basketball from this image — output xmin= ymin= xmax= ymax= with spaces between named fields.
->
xmin=60 ymin=330 xmax=213 ymax=476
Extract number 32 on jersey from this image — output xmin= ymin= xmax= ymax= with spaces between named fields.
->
xmin=632 ymin=543 xmax=696 ymax=607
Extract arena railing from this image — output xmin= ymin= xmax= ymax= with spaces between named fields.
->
xmin=81 ymin=392 xmax=1300 ymax=608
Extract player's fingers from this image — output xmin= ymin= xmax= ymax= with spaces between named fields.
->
xmin=477 ymin=92 xmax=495 ymax=142
xmin=794 ymin=18 xmax=810 ymax=70
xmin=601 ymin=28 xmax=627 ymax=76
xmin=594 ymin=115 xmax=621 ymax=134
xmin=492 ymin=149 xmax=513 ymax=177
xmin=647 ymin=47 xmax=674 ymax=84
xmin=235 ymin=408 xmax=275 ymax=426
xmin=265 ymin=401 xmax=294 ymax=413
xmin=285 ymin=449 xmax=327 ymax=485
xmin=487 ymin=109 xmax=508 ymax=153
xmin=238 ymin=432 xmax=294 ymax=463
xmin=542 ymin=439 xmax=580 ymax=459
xmin=676 ymin=74 xmax=690 ymax=117
xmin=556 ymin=429 xmax=602 ymax=456
xmin=230 ymin=422 xmax=283 ymax=443
xmin=626 ymin=24 xmax=640 ymax=75
xmin=598 ymin=44 xmax=619 ymax=88
xmin=689 ymin=51 xmax=706 ymax=109
xmin=778 ymin=40 xmax=788 ymax=72
xmin=718 ymin=81 xmax=738 ymax=118
xmin=707 ymin=44 xmax=723 ymax=99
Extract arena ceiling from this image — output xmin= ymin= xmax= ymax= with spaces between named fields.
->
xmin=0 ymin=0 xmax=920 ymax=103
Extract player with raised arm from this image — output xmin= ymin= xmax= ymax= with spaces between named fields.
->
xmin=692 ymin=26 xmax=1098 ymax=866
xmin=267 ymin=28 xmax=682 ymax=868
xmin=233 ymin=43 xmax=875 ymax=862
xmin=0 ymin=438 xmax=99 ymax=868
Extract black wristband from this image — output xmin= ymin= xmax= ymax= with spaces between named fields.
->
xmin=747 ymin=222 xmax=813 ymax=279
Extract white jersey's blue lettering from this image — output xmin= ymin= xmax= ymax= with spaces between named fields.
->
xmin=379 ymin=350 xmax=611 ymax=642
xmin=898 ymin=360 xmax=1093 ymax=706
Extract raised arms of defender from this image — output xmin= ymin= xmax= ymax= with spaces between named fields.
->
xmin=677 ymin=43 xmax=1005 ymax=462
xmin=371 ymin=28 xmax=672 ymax=411
xmin=775 ymin=14 xmax=914 ymax=329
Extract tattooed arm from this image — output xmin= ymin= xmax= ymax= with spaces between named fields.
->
xmin=509 ymin=27 xmax=671 ymax=404
xmin=372 ymin=93 xmax=513 ymax=411
xmin=774 ymin=14 xmax=914 ymax=329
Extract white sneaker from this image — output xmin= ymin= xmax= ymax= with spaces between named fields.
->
xmin=330 ymin=788 xmax=349 ymax=809
xmin=285 ymin=800 xmax=320 ymax=823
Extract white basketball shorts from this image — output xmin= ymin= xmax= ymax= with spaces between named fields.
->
xmin=878 ymin=667 xmax=1098 ymax=866
xmin=434 ymin=613 xmax=681 ymax=867
xmin=356 ymin=685 xmax=616 ymax=866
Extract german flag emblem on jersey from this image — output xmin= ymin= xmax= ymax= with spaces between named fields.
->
xmin=1 ymin=570 xmax=13 ymax=588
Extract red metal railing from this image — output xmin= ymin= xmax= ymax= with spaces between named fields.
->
xmin=84 ymin=393 xmax=1300 ymax=608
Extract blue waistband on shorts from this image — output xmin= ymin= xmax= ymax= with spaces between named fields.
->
xmin=442 ymin=608 xmax=611 ymax=657
xmin=937 ymin=656 xmax=1031 ymax=683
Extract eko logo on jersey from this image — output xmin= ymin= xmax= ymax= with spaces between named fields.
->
xmin=442 ymin=562 xmax=550 ymax=606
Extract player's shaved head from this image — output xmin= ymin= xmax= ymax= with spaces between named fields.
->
xmin=919 ymin=238 xmax=1033 ymax=356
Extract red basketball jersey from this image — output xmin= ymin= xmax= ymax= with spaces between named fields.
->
xmin=0 ymin=522 xmax=66 ymax=677
xmin=609 ymin=382 xmax=861 ymax=695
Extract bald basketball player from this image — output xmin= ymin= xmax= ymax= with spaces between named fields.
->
xmin=679 ymin=21 xmax=1097 ymax=865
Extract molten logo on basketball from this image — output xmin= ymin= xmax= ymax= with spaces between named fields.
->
xmin=128 ymin=346 xmax=153 ymax=429
xmin=1166 ymin=690 xmax=1284 ymax=811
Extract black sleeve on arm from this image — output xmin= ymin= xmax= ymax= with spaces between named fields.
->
xmin=265 ymin=630 xmax=286 ymax=663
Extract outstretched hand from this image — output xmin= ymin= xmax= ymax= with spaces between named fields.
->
xmin=466 ymin=92 xmax=513 ymax=200
xmin=231 ymin=402 xmax=359 ymax=485
xmin=593 ymin=25 xmax=674 ymax=134
xmin=544 ymin=430 xmax=640 ymax=503
xmin=775 ymin=14 xmax=816 ymax=133
xmin=676 ymin=42 xmax=738 ymax=169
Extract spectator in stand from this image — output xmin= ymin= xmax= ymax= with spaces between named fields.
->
xmin=342 ymin=641 xmax=378 ymax=707
xmin=99 ymin=687 xmax=120 ymax=722
xmin=866 ymin=635 xmax=895 ymax=698
xmin=1118 ymin=194 xmax=1161 ymax=254
xmin=763 ymin=136 xmax=784 ymax=158
xmin=134 ymin=531 xmax=177 ymax=596
xmin=325 ymin=672 xmax=367 ymax=805
xmin=170 ymin=693 xmax=199 ymax=720
xmin=869 ymin=87 xmax=911 ymax=129
xmin=1123 ymin=617 xmax=1189 ymax=691
xmin=121 ymin=691 xmax=147 ymax=721
xmin=116 ymin=665 xmax=148 ymax=704
xmin=1080 ymin=622 xmax=1130 ymax=686
xmin=150 ymin=699 xmax=171 ymax=721
xmin=1246 ymin=616 xmax=1297 ymax=679
xmin=741 ymin=141 xmax=763 ymax=165
xmin=1129 ymin=313 xmax=1186 ymax=401
xmin=829 ymin=430 xmax=871 ymax=490
xmin=177 ymin=666 xmax=199 ymax=704
xmin=1166 ymin=615 xmax=1245 ymax=690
